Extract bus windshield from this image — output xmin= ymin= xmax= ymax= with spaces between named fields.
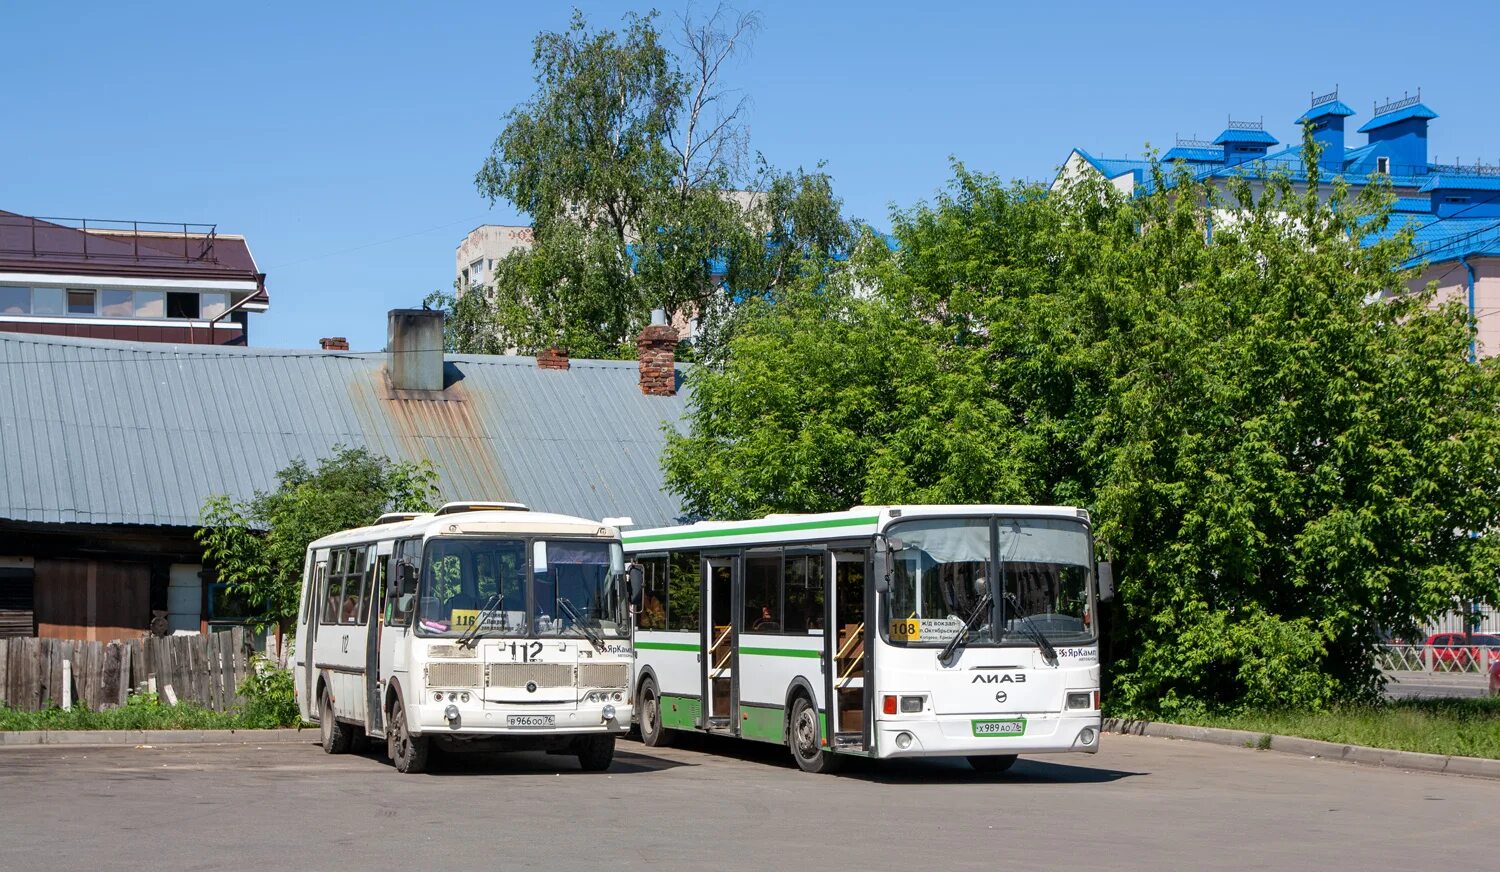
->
xmin=534 ymin=540 xmax=627 ymax=639
xmin=415 ymin=536 xmax=626 ymax=638
xmin=885 ymin=517 xmax=1095 ymax=647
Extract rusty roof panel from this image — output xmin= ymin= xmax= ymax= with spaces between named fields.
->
xmin=0 ymin=333 xmax=690 ymax=529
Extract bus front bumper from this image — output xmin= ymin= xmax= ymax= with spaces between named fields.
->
xmin=410 ymin=702 xmax=633 ymax=737
xmin=873 ymin=712 xmax=1102 ymax=758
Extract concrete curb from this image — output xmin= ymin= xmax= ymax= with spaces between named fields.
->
xmin=0 ymin=728 xmax=314 ymax=748
xmin=1103 ymin=718 xmax=1500 ymax=779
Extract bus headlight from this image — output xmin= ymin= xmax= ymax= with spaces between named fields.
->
xmin=1067 ymin=692 xmax=1092 ymax=710
xmin=1079 ymin=727 xmax=1097 ymax=746
xmin=900 ymin=695 xmax=924 ymax=713
xmin=895 ymin=731 xmax=914 ymax=750
xmin=444 ymin=704 xmax=460 ymax=724
xmin=601 ymin=704 xmax=617 ymax=721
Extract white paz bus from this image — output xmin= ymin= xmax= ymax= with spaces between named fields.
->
xmin=293 ymin=503 xmax=634 ymax=773
xmin=624 ymin=505 xmax=1107 ymax=773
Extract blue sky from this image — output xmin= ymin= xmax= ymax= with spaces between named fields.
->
xmin=4 ymin=0 xmax=1497 ymax=351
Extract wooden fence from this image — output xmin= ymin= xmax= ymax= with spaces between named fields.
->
xmin=0 ymin=628 xmax=252 ymax=713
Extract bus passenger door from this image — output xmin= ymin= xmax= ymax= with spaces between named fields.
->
xmin=365 ymin=544 xmax=393 ymax=738
xmin=702 ymin=557 xmax=739 ymax=732
xmin=301 ymin=558 xmax=327 ymax=720
xmin=828 ymin=551 xmax=868 ymax=750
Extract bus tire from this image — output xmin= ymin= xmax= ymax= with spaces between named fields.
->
xmin=577 ymin=735 xmax=615 ymax=772
xmin=789 ymin=695 xmax=842 ymax=774
xmin=638 ymin=678 xmax=673 ymax=748
xmin=320 ymin=688 xmax=352 ymax=755
xmin=387 ymin=694 xmax=429 ymax=774
xmin=968 ymin=754 xmax=1018 ymax=773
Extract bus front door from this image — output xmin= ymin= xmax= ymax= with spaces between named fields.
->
xmin=702 ymin=557 xmax=739 ymax=733
xmin=828 ymin=551 xmax=868 ymax=750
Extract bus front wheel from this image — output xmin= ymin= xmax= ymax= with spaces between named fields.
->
xmin=789 ymin=696 xmax=843 ymax=774
xmin=968 ymin=754 xmax=1018 ymax=774
xmin=639 ymin=678 xmax=673 ymax=748
xmin=576 ymin=735 xmax=615 ymax=772
xmin=387 ymin=694 xmax=430 ymax=774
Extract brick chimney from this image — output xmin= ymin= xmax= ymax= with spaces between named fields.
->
xmin=537 ymin=346 xmax=570 ymax=370
xmin=319 ymin=337 xmax=349 ymax=351
xmin=637 ymin=309 xmax=678 ymax=396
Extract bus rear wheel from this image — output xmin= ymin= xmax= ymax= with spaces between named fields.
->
xmin=576 ymin=735 xmax=615 ymax=772
xmin=320 ymin=689 xmax=352 ymax=754
xmin=968 ymin=754 xmax=1018 ymax=774
xmin=789 ymin=696 xmax=842 ymax=774
xmin=639 ymin=678 xmax=673 ymax=748
xmin=387 ymin=694 xmax=430 ymax=774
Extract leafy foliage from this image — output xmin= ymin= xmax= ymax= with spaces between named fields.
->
xmin=197 ymin=447 xmax=438 ymax=632
xmin=432 ymin=8 xmax=851 ymax=362
xmin=665 ymin=138 xmax=1500 ymax=713
xmin=236 ymin=657 xmax=303 ymax=729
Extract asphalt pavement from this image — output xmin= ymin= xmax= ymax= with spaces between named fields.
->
xmin=0 ymin=731 xmax=1492 ymax=871
xmin=1383 ymin=669 xmax=1491 ymax=699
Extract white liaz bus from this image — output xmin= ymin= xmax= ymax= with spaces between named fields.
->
xmin=623 ymin=505 xmax=1106 ymax=773
xmin=292 ymin=503 xmax=635 ymax=774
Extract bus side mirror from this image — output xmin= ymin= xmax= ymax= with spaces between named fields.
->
xmin=393 ymin=562 xmax=418 ymax=599
xmin=1097 ymin=561 xmax=1115 ymax=603
xmin=626 ymin=565 xmax=644 ymax=609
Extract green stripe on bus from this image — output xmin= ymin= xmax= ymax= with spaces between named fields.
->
xmin=636 ymin=641 xmax=701 ymax=652
xmin=739 ymin=646 xmax=822 ymax=659
xmin=621 ymin=515 xmax=879 ymax=545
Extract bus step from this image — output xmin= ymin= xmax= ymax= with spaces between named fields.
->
xmin=833 ymin=733 xmax=863 ymax=748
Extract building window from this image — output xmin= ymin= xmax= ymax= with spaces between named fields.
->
xmin=1376 ymin=156 xmax=1390 ymax=174
xmin=100 ymin=289 xmax=134 ymax=317
xmin=0 ymin=286 xmax=29 ymax=315
xmin=134 ymin=291 xmax=165 ymax=318
xmin=32 ymin=288 xmax=65 ymax=315
xmin=200 ymin=292 xmax=228 ymax=320
xmin=167 ymin=292 xmax=200 ymax=319
xmin=67 ymin=290 xmax=95 ymax=315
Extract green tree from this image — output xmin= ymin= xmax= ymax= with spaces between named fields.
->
xmin=431 ymin=7 xmax=850 ymax=362
xmin=196 ymin=447 xmax=439 ymax=633
xmin=664 ymin=140 xmax=1500 ymax=714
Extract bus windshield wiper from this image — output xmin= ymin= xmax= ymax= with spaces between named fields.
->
xmin=1002 ymin=593 xmax=1059 ymax=667
xmin=458 ymin=593 xmax=503 ymax=648
xmin=557 ymin=597 xmax=607 ymax=653
xmin=937 ymin=593 xmax=992 ymax=667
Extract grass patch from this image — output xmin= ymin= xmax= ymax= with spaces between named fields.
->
xmin=1174 ymin=697 xmax=1500 ymax=760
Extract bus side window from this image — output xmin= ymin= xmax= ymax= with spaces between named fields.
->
xmin=636 ymin=555 xmax=668 ymax=630
xmin=783 ymin=553 xmax=825 ymax=633
xmin=666 ymin=551 xmax=701 ymax=632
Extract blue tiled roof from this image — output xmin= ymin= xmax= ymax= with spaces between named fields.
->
xmin=1399 ymin=215 xmax=1500 ymax=266
xmin=1296 ymin=100 xmax=1356 ymax=123
xmin=1393 ymin=196 xmax=1430 ymax=212
xmin=1163 ymin=146 xmax=1222 ymax=162
xmin=1357 ymin=102 xmax=1438 ymax=132
xmin=1419 ymin=175 xmax=1500 ymax=193
xmin=1213 ymin=128 xmax=1279 ymax=146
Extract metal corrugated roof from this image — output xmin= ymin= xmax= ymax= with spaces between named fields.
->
xmin=1419 ymin=175 xmax=1500 ymax=192
xmin=1296 ymin=100 xmax=1356 ymax=123
xmin=1357 ymin=103 xmax=1438 ymax=132
xmin=1212 ymin=128 xmax=1279 ymax=146
xmin=0 ymin=333 xmax=691 ymax=529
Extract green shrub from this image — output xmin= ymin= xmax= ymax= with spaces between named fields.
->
xmin=236 ymin=657 xmax=303 ymax=729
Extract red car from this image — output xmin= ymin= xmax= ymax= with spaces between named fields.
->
xmin=1424 ymin=632 xmax=1500 ymax=669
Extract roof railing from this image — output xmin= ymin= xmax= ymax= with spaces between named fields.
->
xmin=1310 ymin=86 xmax=1340 ymax=108
xmin=1429 ymin=160 xmax=1500 ymax=178
xmin=1174 ymin=135 xmax=1217 ymax=148
xmin=1374 ymin=89 xmax=1421 ymax=116
xmin=0 ymin=214 xmax=219 ymax=264
xmin=1226 ymin=117 xmax=1265 ymax=131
